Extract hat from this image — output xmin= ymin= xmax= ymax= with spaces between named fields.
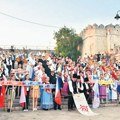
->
xmin=77 ymin=75 xmax=80 ymax=79
xmin=73 ymin=74 xmax=77 ymax=78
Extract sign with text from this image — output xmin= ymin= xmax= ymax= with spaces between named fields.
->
xmin=73 ymin=93 xmax=98 ymax=116
xmin=0 ymin=81 xmax=56 ymax=89
xmin=98 ymin=80 xmax=114 ymax=85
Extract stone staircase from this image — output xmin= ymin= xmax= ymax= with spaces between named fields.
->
xmin=0 ymin=96 xmax=68 ymax=112
xmin=0 ymin=95 xmax=119 ymax=112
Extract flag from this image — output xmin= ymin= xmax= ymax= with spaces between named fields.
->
xmin=55 ymin=77 xmax=62 ymax=105
xmin=0 ymin=86 xmax=5 ymax=108
xmin=111 ymin=71 xmax=117 ymax=80
xmin=20 ymin=86 xmax=26 ymax=107
xmin=101 ymin=66 xmax=106 ymax=72
xmin=92 ymin=80 xmax=100 ymax=109
xmin=68 ymin=75 xmax=73 ymax=93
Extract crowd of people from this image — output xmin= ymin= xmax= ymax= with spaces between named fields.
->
xmin=0 ymin=49 xmax=120 ymax=112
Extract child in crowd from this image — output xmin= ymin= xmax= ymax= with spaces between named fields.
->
xmin=22 ymin=74 xmax=31 ymax=111
xmin=32 ymin=75 xmax=40 ymax=111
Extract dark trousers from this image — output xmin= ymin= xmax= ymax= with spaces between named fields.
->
xmin=15 ymin=86 xmax=21 ymax=97
xmin=7 ymin=65 xmax=12 ymax=75
xmin=53 ymin=90 xmax=61 ymax=110
xmin=23 ymin=91 xmax=30 ymax=110
xmin=12 ymin=61 xmax=15 ymax=69
xmin=54 ymin=101 xmax=61 ymax=110
xmin=68 ymin=95 xmax=74 ymax=110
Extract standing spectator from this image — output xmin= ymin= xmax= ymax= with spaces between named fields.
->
xmin=6 ymin=55 xmax=12 ymax=75
xmin=41 ymin=77 xmax=53 ymax=110
xmin=11 ymin=52 xmax=16 ymax=69
xmin=22 ymin=74 xmax=31 ymax=111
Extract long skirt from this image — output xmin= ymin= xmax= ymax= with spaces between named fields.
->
xmin=61 ymin=82 xmax=68 ymax=97
xmin=99 ymin=85 xmax=106 ymax=99
xmin=41 ymin=90 xmax=53 ymax=109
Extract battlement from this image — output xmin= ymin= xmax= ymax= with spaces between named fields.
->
xmin=80 ymin=24 xmax=120 ymax=57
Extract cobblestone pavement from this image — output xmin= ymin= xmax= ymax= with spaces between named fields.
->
xmin=0 ymin=107 xmax=120 ymax=120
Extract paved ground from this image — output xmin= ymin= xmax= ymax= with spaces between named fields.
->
xmin=0 ymin=107 xmax=120 ymax=120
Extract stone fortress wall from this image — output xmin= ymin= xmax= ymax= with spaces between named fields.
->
xmin=80 ymin=24 xmax=120 ymax=57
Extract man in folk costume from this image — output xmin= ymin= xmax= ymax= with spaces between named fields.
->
xmin=6 ymin=54 xmax=12 ymax=75
xmin=77 ymin=72 xmax=84 ymax=93
xmin=34 ymin=62 xmax=43 ymax=83
xmin=84 ymin=76 xmax=93 ymax=104
xmin=67 ymin=73 xmax=76 ymax=111
xmin=77 ymin=71 xmax=92 ymax=104
xmin=67 ymin=73 xmax=78 ymax=111
xmin=11 ymin=52 xmax=16 ymax=69
xmin=0 ymin=66 xmax=6 ymax=81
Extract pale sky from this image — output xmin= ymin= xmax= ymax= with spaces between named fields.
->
xmin=0 ymin=0 xmax=120 ymax=50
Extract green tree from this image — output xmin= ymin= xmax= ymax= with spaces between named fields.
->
xmin=54 ymin=26 xmax=83 ymax=61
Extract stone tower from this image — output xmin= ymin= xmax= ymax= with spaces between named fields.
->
xmin=80 ymin=24 xmax=120 ymax=57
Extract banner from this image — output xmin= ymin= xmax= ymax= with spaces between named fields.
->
xmin=98 ymin=80 xmax=114 ymax=85
xmin=87 ymin=80 xmax=114 ymax=85
xmin=11 ymin=69 xmax=29 ymax=74
xmin=0 ymin=81 xmax=24 ymax=86
xmin=0 ymin=81 xmax=56 ymax=89
xmin=73 ymin=93 xmax=98 ymax=116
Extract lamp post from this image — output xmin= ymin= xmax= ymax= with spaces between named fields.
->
xmin=114 ymin=10 xmax=120 ymax=20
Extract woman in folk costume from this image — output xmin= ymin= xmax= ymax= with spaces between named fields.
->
xmin=40 ymin=71 xmax=47 ymax=104
xmin=17 ymin=53 xmax=24 ymax=68
xmin=15 ymin=64 xmax=25 ymax=97
xmin=7 ymin=73 xmax=16 ymax=112
xmin=34 ymin=62 xmax=44 ymax=83
xmin=61 ymin=69 xmax=68 ymax=97
xmin=92 ymin=69 xmax=99 ymax=81
xmin=67 ymin=73 xmax=75 ymax=111
xmin=56 ymin=63 xmax=62 ymax=73
xmin=41 ymin=76 xmax=53 ymax=110
xmin=22 ymin=74 xmax=31 ymax=111
xmin=31 ymin=75 xmax=40 ymax=111
xmin=99 ymin=73 xmax=108 ymax=103
xmin=108 ymin=75 xmax=118 ymax=102
xmin=26 ymin=53 xmax=35 ymax=80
